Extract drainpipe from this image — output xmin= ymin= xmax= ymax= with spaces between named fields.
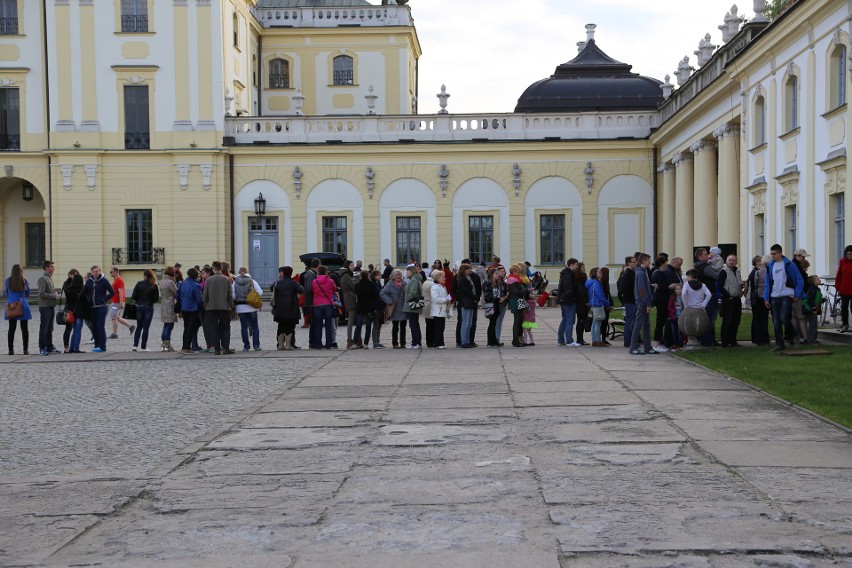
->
xmin=257 ymin=35 xmax=262 ymax=117
xmin=229 ymin=153 xmax=235 ymax=263
xmin=652 ymin=145 xmax=658 ymax=255
xmin=42 ymin=0 xmax=53 ymax=257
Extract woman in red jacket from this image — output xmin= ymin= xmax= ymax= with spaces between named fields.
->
xmin=836 ymin=244 xmax=852 ymax=333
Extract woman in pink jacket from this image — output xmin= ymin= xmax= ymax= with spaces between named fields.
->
xmin=836 ymin=244 xmax=852 ymax=333
xmin=311 ymin=265 xmax=338 ymax=349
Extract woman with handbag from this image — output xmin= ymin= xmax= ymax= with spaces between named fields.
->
xmin=402 ymin=264 xmax=424 ymax=349
xmin=60 ymin=269 xmax=81 ymax=352
xmin=585 ymin=267 xmax=611 ymax=347
xmin=5 ymin=264 xmax=32 ymax=355
xmin=65 ymin=273 xmax=89 ymax=353
xmin=507 ymin=264 xmax=530 ymax=348
xmin=379 ymin=269 xmax=407 ymax=348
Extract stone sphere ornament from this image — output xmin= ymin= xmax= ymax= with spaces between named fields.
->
xmin=678 ymin=306 xmax=709 ymax=338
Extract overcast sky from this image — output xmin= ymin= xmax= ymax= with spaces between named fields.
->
xmin=410 ymin=0 xmax=754 ymax=114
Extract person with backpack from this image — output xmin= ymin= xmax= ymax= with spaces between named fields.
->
xmin=763 ymin=243 xmax=805 ymax=352
xmin=233 ymin=266 xmax=264 ymax=351
xmin=802 ymin=275 xmax=823 ymax=344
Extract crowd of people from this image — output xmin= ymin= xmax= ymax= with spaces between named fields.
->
xmin=4 ymin=243 xmax=852 ymax=355
xmin=553 ymin=242 xmax=852 ymax=355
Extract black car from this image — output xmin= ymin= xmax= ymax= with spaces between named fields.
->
xmin=299 ymin=252 xmax=346 ymax=273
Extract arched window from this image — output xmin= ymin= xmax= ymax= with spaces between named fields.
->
xmin=830 ymin=44 xmax=847 ymax=109
xmin=269 ymin=58 xmax=289 ymax=89
xmin=120 ymin=0 xmax=147 ymax=32
xmin=784 ymin=75 xmax=798 ymax=132
xmin=333 ymin=55 xmax=353 ymax=86
xmin=754 ymin=95 xmax=766 ymax=146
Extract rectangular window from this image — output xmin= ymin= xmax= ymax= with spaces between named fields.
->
xmin=269 ymin=59 xmax=290 ymax=89
xmin=124 ymin=85 xmax=150 ymax=149
xmin=322 ymin=216 xmax=347 ymax=259
xmin=539 ymin=214 xmax=565 ymax=265
xmin=754 ymin=214 xmax=765 ymax=257
xmin=250 ymin=217 xmax=278 ymax=232
xmin=0 ymin=0 xmax=17 ymax=35
xmin=0 ymin=87 xmax=20 ymax=150
xmin=24 ymin=222 xmax=45 ymax=268
xmin=126 ymin=209 xmax=153 ymax=264
xmin=395 ymin=216 xmax=421 ymax=266
xmin=834 ymin=193 xmax=845 ymax=261
xmin=468 ymin=215 xmax=494 ymax=265
xmin=785 ymin=204 xmax=797 ymax=253
xmin=121 ymin=0 xmax=148 ymax=32
xmin=754 ymin=97 xmax=766 ymax=146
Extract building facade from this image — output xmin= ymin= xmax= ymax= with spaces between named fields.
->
xmin=0 ymin=0 xmax=848 ymax=289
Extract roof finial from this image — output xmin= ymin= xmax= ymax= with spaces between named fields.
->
xmin=576 ymin=41 xmax=587 ymax=53
xmin=585 ymin=23 xmax=596 ymax=42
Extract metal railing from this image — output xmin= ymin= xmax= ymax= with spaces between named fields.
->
xmin=121 ymin=14 xmax=148 ymax=33
xmin=0 ymin=17 xmax=18 ymax=35
xmin=112 ymin=247 xmax=165 ymax=266
xmin=0 ymin=133 xmax=20 ymax=151
xmin=124 ymin=131 xmax=150 ymax=150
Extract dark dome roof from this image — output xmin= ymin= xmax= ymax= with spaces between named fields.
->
xmin=514 ymin=39 xmax=663 ymax=113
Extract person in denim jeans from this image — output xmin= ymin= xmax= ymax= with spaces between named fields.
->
xmin=36 ymin=260 xmax=61 ymax=356
xmin=131 ymin=269 xmax=159 ymax=351
xmin=456 ymin=264 xmax=477 ymax=348
xmin=311 ymin=265 xmax=338 ymax=349
xmin=233 ymin=267 xmax=263 ymax=351
xmin=84 ymin=265 xmax=115 ymax=353
xmin=556 ymin=258 xmax=580 ymax=347
xmin=763 ymin=244 xmax=804 ymax=352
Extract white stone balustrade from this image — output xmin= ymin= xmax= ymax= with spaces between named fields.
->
xmin=253 ymin=5 xmax=412 ymax=28
xmin=226 ymin=112 xmax=657 ymax=144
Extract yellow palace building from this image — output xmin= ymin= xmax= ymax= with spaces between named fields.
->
xmin=0 ymin=0 xmax=848 ymax=288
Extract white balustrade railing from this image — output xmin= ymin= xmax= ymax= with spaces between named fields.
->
xmin=225 ymin=112 xmax=657 ymax=144
xmin=253 ymin=5 xmax=412 ymax=28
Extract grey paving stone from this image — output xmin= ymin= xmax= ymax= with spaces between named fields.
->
xmin=244 ymin=410 xmax=378 ymax=428
xmin=535 ymin=419 xmax=686 ymax=444
xmin=372 ymin=423 xmax=509 ymax=446
xmin=513 ymin=390 xmax=639 ymax=407
xmin=208 ymin=427 xmax=372 ymax=450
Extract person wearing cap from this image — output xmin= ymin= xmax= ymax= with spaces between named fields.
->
xmin=763 ymin=243 xmax=805 ymax=352
xmin=835 ymin=245 xmax=852 ymax=333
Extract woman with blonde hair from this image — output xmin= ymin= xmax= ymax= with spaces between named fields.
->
xmin=5 ymin=264 xmax=32 ymax=355
xmin=506 ymin=264 xmax=530 ymax=347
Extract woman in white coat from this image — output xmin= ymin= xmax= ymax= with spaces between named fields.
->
xmin=429 ymin=270 xmax=450 ymax=349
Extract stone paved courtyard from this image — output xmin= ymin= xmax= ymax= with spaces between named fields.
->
xmin=1 ymin=307 xmax=851 ymax=567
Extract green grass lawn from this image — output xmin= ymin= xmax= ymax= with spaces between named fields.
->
xmin=676 ymin=309 xmax=852 ymax=429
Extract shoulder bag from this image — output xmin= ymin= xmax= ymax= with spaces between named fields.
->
xmin=5 ymin=300 xmax=22 ymax=319
xmin=246 ymin=281 xmax=263 ymax=309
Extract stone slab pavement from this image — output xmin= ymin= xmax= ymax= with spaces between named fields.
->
xmin=1 ymin=306 xmax=851 ymax=567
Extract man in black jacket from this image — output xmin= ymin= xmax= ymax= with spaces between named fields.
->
xmin=556 ymin=258 xmax=580 ymax=346
xmin=454 ymin=259 xmax=482 ymax=346
xmin=617 ymin=256 xmax=637 ymax=347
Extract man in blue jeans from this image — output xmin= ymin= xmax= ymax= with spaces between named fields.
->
xmin=617 ymin=256 xmax=637 ymax=347
xmin=763 ymin=243 xmax=804 ymax=352
xmin=37 ymin=260 xmax=61 ymax=356
xmin=556 ymin=258 xmax=580 ymax=347
xmin=84 ymin=265 xmax=115 ymax=353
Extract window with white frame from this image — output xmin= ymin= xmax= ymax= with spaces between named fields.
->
xmin=121 ymin=0 xmax=147 ymax=32
xmin=468 ymin=215 xmax=494 ymax=265
xmin=833 ymin=192 xmax=845 ymax=261
xmin=784 ymin=75 xmax=799 ymax=132
xmin=333 ymin=55 xmax=354 ymax=86
xmin=0 ymin=87 xmax=19 ymax=150
xmin=0 ymin=0 xmax=17 ymax=35
xmin=322 ymin=216 xmax=347 ymax=258
xmin=395 ymin=216 xmax=421 ymax=266
xmin=754 ymin=214 xmax=765 ymax=257
xmin=830 ymin=44 xmax=847 ymax=109
xmin=539 ymin=214 xmax=565 ymax=265
xmin=785 ymin=204 xmax=797 ymax=253
xmin=126 ymin=209 xmax=153 ymax=264
xmin=754 ymin=96 xmax=766 ymax=146
xmin=269 ymin=58 xmax=289 ymax=89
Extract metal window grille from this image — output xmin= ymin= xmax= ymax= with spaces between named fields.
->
xmin=333 ymin=56 xmax=353 ymax=85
